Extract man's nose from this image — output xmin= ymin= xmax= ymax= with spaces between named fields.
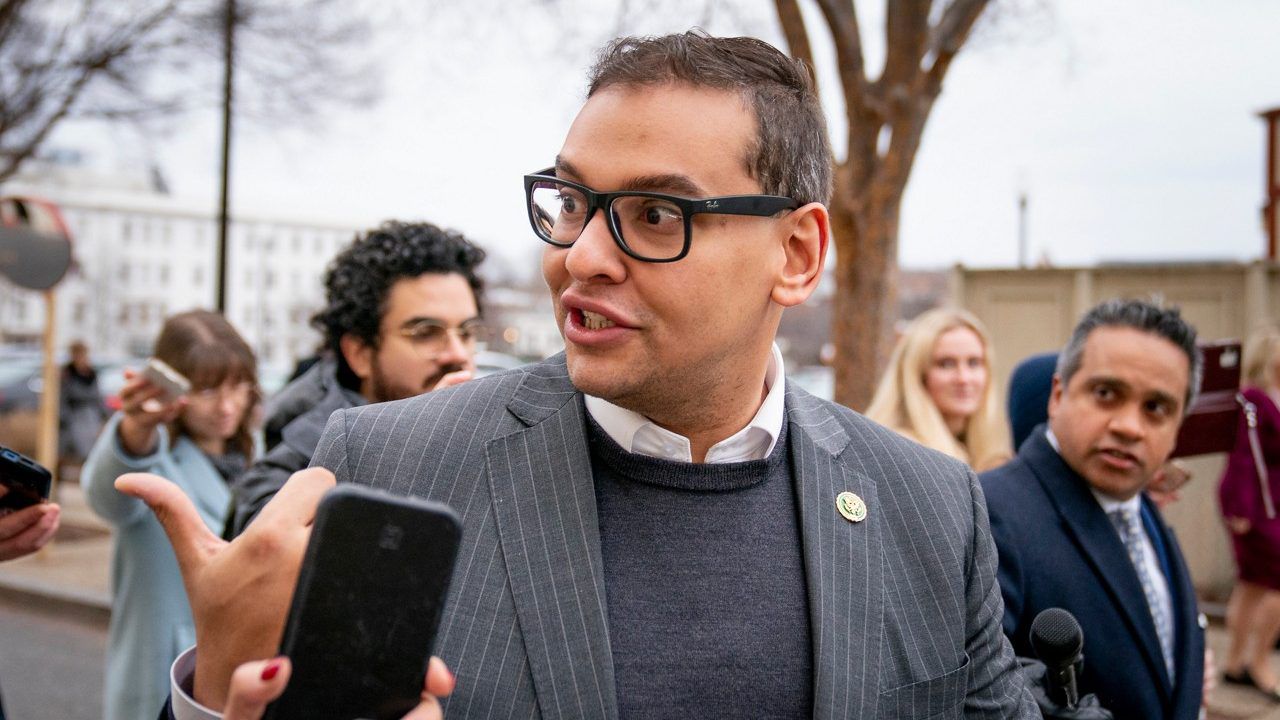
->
xmin=436 ymin=330 xmax=472 ymax=364
xmin=563 ymin=210 xmax=626 ymax=283
xmin=1108 ymin=402 xmax=1145 ymax=441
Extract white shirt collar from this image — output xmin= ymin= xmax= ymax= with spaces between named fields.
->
xmin=584 ymin=344 xmax=786 ymax=464
xmin=1044 ymin=428 xmax=1143 ymax=513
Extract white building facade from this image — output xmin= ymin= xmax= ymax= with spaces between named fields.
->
xmin=0 ymin=162 xmax=358 ymax=372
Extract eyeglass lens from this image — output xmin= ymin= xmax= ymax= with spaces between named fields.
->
xmin=403 ymin=322 xmax=479 ymax=351
xmin=529 ymin=182 xmax=686 ymax=261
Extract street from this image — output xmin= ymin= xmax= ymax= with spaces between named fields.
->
xmin=0 ymin=591 xmax=105 ymax=720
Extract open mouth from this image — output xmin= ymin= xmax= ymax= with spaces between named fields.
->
xmin=1097 ymin=448 xmax=1138 ymax=469
xmin=580 ymin=309 xmax=617 ymax=330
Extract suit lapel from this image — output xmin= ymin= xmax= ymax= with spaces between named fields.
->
xmin=787 ymin=388 xmax=884 ymax=719
xmin=485 ymin=357 xmax=619 ymax=720
xmin=1022 ymin=434 xmax=1173 ymax=698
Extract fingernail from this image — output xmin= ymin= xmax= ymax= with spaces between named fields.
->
xmin=261 ymin=659 xmax=282 ymax=681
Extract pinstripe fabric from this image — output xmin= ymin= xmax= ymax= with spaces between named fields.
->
xmin=310 ymin=354 xmax=1037 ymax=719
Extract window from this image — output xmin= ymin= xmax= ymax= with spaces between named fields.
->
xmin=159 ymin=265 xmax=170 ymax=285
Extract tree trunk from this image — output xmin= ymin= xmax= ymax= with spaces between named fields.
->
xmin=770 ymin=0 xmax=991 ymax=410
xmin=830 ymin=171 xmax=901 ymax=412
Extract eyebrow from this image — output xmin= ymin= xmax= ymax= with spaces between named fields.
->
xmin=399 ymin=316 xmax=481 ymax=329
xmin=1089 ymin=375 xmax=1180 ymax=409
xmin=555 ymin=156 xmax=708 ymax=198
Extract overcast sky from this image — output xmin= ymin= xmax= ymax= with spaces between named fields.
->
xmin=52 ymin=0 xmax=1280 ymax=275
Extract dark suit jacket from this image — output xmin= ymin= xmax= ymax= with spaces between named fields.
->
xmin=166 ymin=355 xmax=1038 ymax=718
xmin=981 ymin=428 xmax=1205 ymax=720
xmin=225 ymin=359 xmax=364 ymax=536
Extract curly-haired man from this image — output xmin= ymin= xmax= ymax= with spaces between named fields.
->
xmin=225 ymin=220 xmax=486 ymax=535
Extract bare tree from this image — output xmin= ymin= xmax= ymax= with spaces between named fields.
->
xmin=0 ymin=1 xmax=185 ymax=183
xmin=773 ymin=0 xmax=993 ymax=410
xmin=0 ymin=0 xmax=376 ymax=187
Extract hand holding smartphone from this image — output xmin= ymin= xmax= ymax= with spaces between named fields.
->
xmin=138 ymin=357 xmax=191 ymax=413
xmin=0 ymin=446 xmax=51 ymax=511
xmin=264 ymin=485 xmax=462 ymax=720
xmin=0 ymin=447 xmax=59 ymax=562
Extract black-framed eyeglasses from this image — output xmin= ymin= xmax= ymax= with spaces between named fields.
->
xmin=523 ymin=167 xmax=799 ymax=262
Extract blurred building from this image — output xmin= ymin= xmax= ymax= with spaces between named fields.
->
xmin=0 ymin=151 xmax=358 ymax=372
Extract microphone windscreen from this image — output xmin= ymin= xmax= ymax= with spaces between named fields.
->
xmin=1030 ymin=607 xmax=1083 ymax=666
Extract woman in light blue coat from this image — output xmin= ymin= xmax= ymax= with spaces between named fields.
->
xmin=83 ymin=310 xmax=259 ymax=720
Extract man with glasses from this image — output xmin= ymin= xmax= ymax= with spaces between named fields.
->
xmin=225 ymin=220 xmax=485 ymax=536
xmin=134 ymin=31 xmax=1036 ymax=719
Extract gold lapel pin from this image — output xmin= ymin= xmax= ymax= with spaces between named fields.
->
xmin=836 ymin=491 xmax=867 ymax=523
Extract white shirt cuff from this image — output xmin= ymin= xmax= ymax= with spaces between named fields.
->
xmin=170 ymin=645 xmax=223 ymax=720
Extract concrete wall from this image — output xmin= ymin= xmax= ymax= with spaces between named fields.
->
xmin=955 ymin=261 xmax=1280 ymax=599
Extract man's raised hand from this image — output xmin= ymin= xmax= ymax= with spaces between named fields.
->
xmin=115 ymin=467 xmax=335 ymax=710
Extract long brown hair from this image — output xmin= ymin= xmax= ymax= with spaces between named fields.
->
xmin=153 ymin=310 xmax=259 ymax=460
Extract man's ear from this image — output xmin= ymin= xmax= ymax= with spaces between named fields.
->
xmin=770 ymin=202 xmax=829 ymax=308
xmin=339 ymin=334 xmax=374 ymax=382
xmin=1047 ymin=374 xmax=1064 ymax=420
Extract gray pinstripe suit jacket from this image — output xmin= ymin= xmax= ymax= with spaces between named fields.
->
xmin=310 ymin=355 xmax=1037 ymax=719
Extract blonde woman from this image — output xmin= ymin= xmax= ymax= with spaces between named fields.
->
xmin=866 ymin=307 xmax=1012 ymax=471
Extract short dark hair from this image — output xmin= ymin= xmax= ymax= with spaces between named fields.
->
xmin=587 ymin=30 xmax=833 ymax=206
xmin=1056 ymin=298 xmax=1203 ymax=411
xmin=311 ymin=220 xmax=486 ymax=363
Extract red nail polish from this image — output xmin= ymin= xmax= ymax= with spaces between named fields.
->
xmin=261 ymin=660 xmax=281 ymax=681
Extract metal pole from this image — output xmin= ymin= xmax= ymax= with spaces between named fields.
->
xmin=216 ymin=0 xmax=236 ymax=313
xmin=1265 ymin=111 xmax=1278 ymax=261
xmin=1017 ymin=191 xmax=1028 ymax=268
xmin=36 ymin=289 xmax=60 ymax=496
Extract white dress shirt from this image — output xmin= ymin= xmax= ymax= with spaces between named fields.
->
xmin=584 ymin=343 xmax=786 ymax=463
xmin=171 ymin=345 xmax=788 ymax=717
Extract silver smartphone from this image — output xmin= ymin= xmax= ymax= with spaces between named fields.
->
xmin=140 ymin=357 xmax=191 ymax=402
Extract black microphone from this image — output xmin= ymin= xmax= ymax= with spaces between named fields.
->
xmin=1031 ymin=608 xmax=1084 ymax=710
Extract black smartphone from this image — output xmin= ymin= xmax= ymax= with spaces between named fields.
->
xmin=265 ymin=484 xmax=462 ymax=720
xmin=0 ymin=445 xmax=52 ymax=511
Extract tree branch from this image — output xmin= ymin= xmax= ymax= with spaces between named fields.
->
xmin=813 ymin=0 xmax=871 ymax=124
xmin=879 ymin=0 xmax=928 ymax=92
xmin=772 ymin=0 xmax=817 ymax=89
xmin=923 ymin=0 xmax=989 ymax=93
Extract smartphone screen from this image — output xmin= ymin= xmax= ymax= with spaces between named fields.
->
xmin=265 ymin=485 xmax=461 ymax=720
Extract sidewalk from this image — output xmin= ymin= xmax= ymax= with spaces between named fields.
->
xmin=0 ymin=482 xmax=111 ymax=611
xmin=1 ymin=485 xmax=1279 ymax=717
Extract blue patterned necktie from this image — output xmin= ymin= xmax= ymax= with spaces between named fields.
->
xmin=1110 ymin=507 xmax=1175 ymax=682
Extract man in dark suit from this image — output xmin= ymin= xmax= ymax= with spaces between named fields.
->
xmin=981 ymin=298 xmax=1206 ymax=720
xmin=124 ymin=31 xmax=1038 ymax=719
